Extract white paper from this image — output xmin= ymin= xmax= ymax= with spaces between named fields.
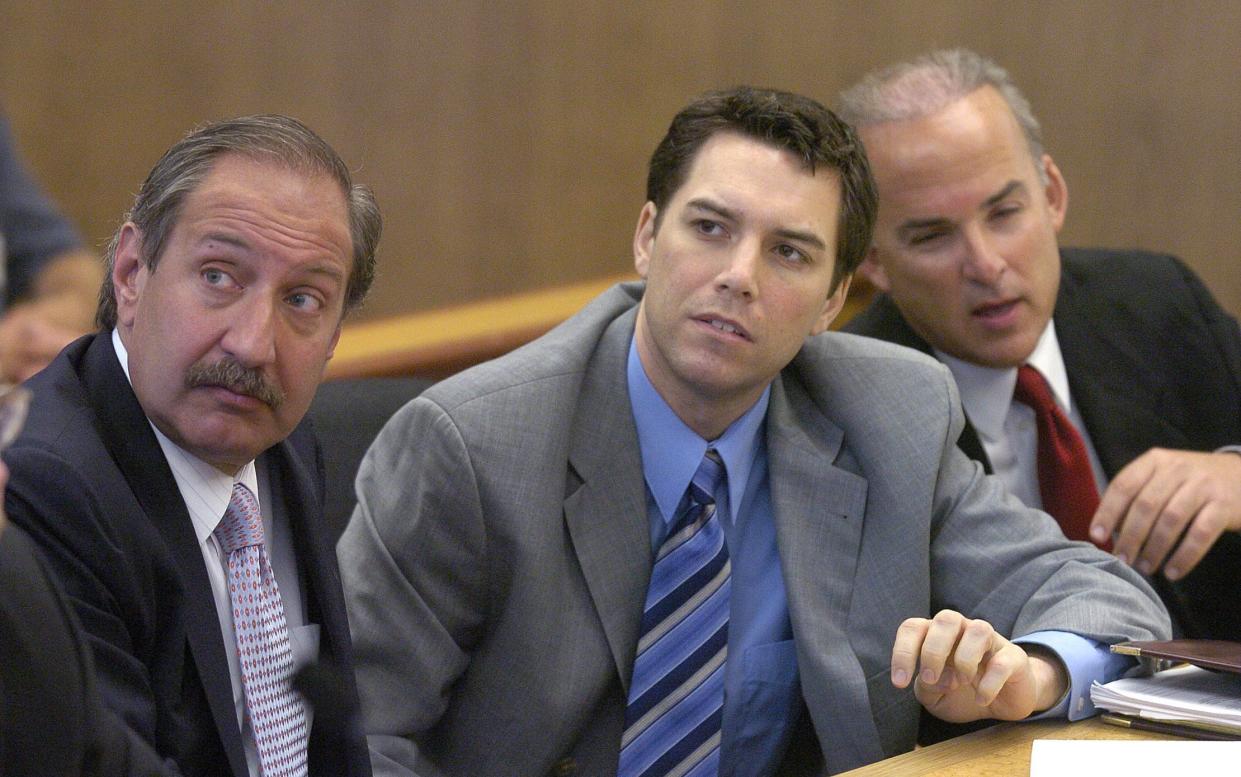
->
xmin=1030 ymin=739 xmax=1241 ymax=776
xmin=1090 ymin=664 xmax=1241 ymax=731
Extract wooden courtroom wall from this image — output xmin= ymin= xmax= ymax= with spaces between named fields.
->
xmin=3 ymin=1 xmax=1240 ymax=322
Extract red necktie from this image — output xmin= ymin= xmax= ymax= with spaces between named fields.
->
xmin=1013 ymin=365 xmax=1109 ymax=550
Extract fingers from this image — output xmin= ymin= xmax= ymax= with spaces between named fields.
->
xmin=893 ymin=612 xmax=1044 ymax=722
xmin=1091 ymin=453 xmax=1153 ymax=541
xmin=890 ymin=617 xmax=929 ymax=688
xmin=971 ymin=642 xmax=1028 ymax=708
xmin=1161 ymin=502 xmax=1229 ymax=580
xmin=1108 ymin=456 xmax=1185 ymax=570
xmin=1092 ymin=450 xmax=1167 ymax=558
xmin=1092 ymin=449 xmax=1241 ymax=580
xmin=891 ymin=610 xmax=1003 ymax=689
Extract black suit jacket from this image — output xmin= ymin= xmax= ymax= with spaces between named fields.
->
xmin=845 ymin=248 xmax=1241 ymax=640
xmin=1 ymin=523 xmax=174 ymax=776
xmin=4 ymin=332 xmax=370 ymax=776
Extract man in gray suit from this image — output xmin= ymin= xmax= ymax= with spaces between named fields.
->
xmin=338 ymin=87 xmax=1169 ymax=776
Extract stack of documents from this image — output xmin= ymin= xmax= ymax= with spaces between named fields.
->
xmin=1091 ymin=664 xmax=1241 ymax=738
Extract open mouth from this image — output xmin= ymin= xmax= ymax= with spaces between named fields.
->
xmin=972 ymin=298 xmax=1019 ymax=322
xmin=698 ymin=315 xmax=751 ymax=341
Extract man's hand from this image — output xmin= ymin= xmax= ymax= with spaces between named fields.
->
xmin=890 ymin=610 xmax=1067 ymax=723
xmin=1091 ymin=448 xmax=1241 ymax=581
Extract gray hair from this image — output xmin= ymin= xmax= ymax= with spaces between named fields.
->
xmin=836 ymin=48 xmax=1047 ymax=180
xmin=97 ymin=114 xmax=381 ymax=329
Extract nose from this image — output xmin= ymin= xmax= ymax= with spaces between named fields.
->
xmin=220 ymin=294 xmax=278 ymax=368
xmin=714 ymin=239 xmax=760 ymax=299
xmin=960 ymin=224 xmax=1006 ymax=286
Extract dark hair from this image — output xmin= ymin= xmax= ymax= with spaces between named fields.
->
xmin=646 ymin=86 xmax=877 ymax=291
xmin=97 ymin=114 xmax=381 ymax=328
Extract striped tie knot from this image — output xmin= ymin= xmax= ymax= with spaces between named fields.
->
xmin=215 ymin=483 xmax=265 ymax=554
xmin=685 ymin=448 xmax=723 ymax=513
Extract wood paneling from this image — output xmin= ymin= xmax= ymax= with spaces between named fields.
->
xmin=3 ymin=1 xmax=1239 ymax=321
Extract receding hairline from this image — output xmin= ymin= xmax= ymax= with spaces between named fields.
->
xmin=837 ymin=48 xmax=1047 ymax=178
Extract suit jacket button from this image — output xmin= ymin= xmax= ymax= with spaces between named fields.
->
xmin=551 ymin=757 xmax=576 ymax=776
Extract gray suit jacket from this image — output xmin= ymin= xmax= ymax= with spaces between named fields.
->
xmin=338 ymin=282 xmax=1168 ymax=777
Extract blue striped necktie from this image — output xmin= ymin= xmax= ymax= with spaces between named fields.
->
xmin=620 ymin=449 xmax=729 ymax=777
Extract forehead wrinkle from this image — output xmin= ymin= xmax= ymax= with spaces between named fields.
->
xmin=191 ymin=202 xmax=349 ymax=260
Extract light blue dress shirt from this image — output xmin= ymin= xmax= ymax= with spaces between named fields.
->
xmin=625 ymin=339 xmax=1130 ymax=774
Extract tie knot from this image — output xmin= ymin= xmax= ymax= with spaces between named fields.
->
xmin=1014 ymin=364 xmax=1056 ymax=412
xmin=687 ymin=448 xmax=726 ymax=509
xmin=214 ymin=482 xmax=265 ymax=554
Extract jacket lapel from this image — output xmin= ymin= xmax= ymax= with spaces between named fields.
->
xmin=81 ymin=334 xmax=248 ymax=777
xmin=268 ymin=431 xmax=364 ymax=773
xmin=1054 ymin=266 xmax=1183 ymax=476
xmin=563 ymin=308 xmax=652 ymax=692
xmin=850 ymin=297 xmax=993 ymax=472
xmin=766 ymin=375 xmax=886 ymax=770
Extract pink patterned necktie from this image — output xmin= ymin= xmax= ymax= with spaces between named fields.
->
xmin=214 ymin=483 xmax=308 ymax=777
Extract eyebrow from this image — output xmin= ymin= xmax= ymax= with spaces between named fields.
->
xmin=685 ymin=197 xmax=827 ymax=251
xmin=197 ymin=233 xmax=347 ymax=283
xmin=896 ymin=179 xmax=1028 ymax=240
xmin=199 ymin=231 xmax=251 ymax=250
xmin=983 ymin=179 xmax=1026 ymax=208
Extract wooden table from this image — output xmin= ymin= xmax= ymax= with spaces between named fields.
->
xmin=837 ymin=716 xmax=1178 ymax=776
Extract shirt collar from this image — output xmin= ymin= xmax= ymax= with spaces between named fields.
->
xmin=111 ymin=329 xmax=259 ymax=544
xmin=626 ymin=337 xmax=767 ymax=527
xmin=935 ymin=319 xmax=1073 ymax=444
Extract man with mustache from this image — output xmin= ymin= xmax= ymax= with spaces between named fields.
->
xmin=838 ymin=49 xmax=1241 ymax=641
xmin=5 ymin=115 xmax=381 ymax=776
xmin=339 ymin=87 xmax=1167 ymax=776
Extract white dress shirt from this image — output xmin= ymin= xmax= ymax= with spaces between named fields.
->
xmin=935 ymin=321 xmax=1108 ymax=510
xmin=112 ymin=330 xmax=318 ymax=777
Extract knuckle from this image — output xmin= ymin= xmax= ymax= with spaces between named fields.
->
xmin=1131 ymin=495 xmax=1162 ymax=518
xmin=1147 ymin=519 xmax=1183 ymax=547
xmin=1184 ymin=516 xmax=1221 ymax=544
xmin=896 ymin=618 xmax=929 ymax=636
xmin=963 ymin=619 xmax=994 ymax=639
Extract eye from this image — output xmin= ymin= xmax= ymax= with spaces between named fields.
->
xmin=990 ymin=203 xmax=1022 ymax=222
xmin=201 ymin=266 xmax=238 ymax=288
xmin=774 ymin=243 xmax=808 ymax=264
xmin=286 ymin=291 xmax=324 ymax=313
xmin=693 ymin=219 xmax=727 ymax=237
xmin=907 ymin=230 xmax=947 ymax=247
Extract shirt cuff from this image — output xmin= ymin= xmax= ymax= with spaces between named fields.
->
xmin=1015 ymin=631 xmax=1134 ymax=721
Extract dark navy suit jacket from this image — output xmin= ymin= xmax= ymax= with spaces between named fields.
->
xmin=4 ymin=332 xmax=370 ymax=776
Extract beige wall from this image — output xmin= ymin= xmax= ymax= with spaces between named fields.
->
xmin=3 ymin=1 xmax=1239 ymax=321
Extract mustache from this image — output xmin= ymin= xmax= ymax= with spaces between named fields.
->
xmin=186 ymin=358 xmax=285 ymax=409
